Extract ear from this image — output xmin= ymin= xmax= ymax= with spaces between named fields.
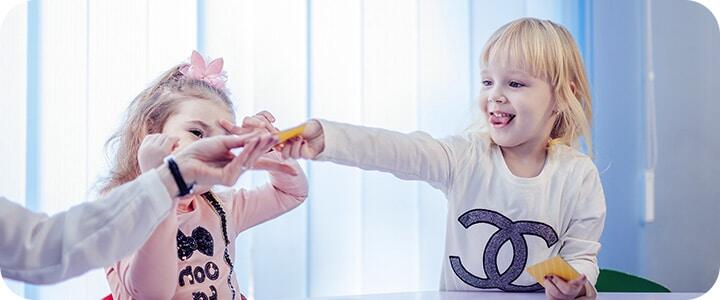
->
xmin=569 ymin=82 xmax=577 ymax=95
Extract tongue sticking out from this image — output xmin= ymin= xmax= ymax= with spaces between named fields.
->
xmin=489 ymin=113 xmax=515 ymax=128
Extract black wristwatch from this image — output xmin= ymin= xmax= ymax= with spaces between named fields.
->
xmin=164 ymin=156 xmax=194 ymax=197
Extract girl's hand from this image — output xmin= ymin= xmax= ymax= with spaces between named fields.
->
xmin=138 ymin=134 xmax=179 ymax=173
xmin=220 ymin=114 xmax=298 ymax=176
xmin=226 ymin=110 xmax=279 ymax=135
xmin=544 ymin=274 xmax=593 ymax=300
xmin=174 ymin=132 xmax=278 ymax=187
xmin=278 ymin=119 xmax=324 ymax=160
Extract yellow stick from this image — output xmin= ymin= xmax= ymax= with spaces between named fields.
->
xmin=275 ymin=123 xmax=307 ymax=144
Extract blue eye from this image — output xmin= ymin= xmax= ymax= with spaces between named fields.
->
xmin=189 ymin=129 xmax=204 ymax=138
xmin=509 ymin=81 xmax=525 ymax=88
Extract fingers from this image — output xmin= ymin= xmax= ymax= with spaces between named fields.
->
xmin=245 ymin=135 xmax=276 ymax=168
xmin=238 ymin=137 xmax=260 ymax=169
xmin=302 ymin=120 xmax=323 ymax=139
xmin=210 ymin=130 xmax=268 ymax=152
xmin=544 ymin=277 xmax=565 ymax=300
xmin=277 ymin=137 xmax=317 ymax=160
xmin=141 ymin=133 xmax=161 ymax=146
xmin=138 ymin=134 xmax=178 ymax=172
xmin=242 ymin=113 xmax=276 ymax=134
xmin=568 ymin=274 xmax=587 ymax=288
xmin=568 ymin=275 xmax=589 ymax=298
xmin=543 ymin=274 xmax=586 ymax=300
xmin=221 ymin=110 xmax=278 ymax=135
xmin=215 ymin=134 xmax=250 ymax=150
xmin=276 ymin=137 xmax=302 ymax=160
xmin=222 ymin=138 xmax=260 ymax=185
xmin=552 ymin=274 xmax=585 ymax=296
xmin=280 ymin=140 xmax=293 ymax=159
xmin=290 ymin=137 xmax=303 ymax=158
xmin=220 ymin=135 xmax=276 ymax=185
xmin=256 ymin=110 xmax=276 ymax=124
xmin=160 ymin=135 xmax=180 ymax=152
xmin=300 ymin=140 xmax=316 ymax=159
xmin=219 ymin=119 xmax=254 ymax=135
xmin=219 ymin=119 xmax=235 ymax=132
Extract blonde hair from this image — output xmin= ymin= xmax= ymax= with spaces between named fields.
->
xmin=480 ymin=17 xmax=592 ymax=154
xmin=100 ymin=64 xmax=235 ymax=194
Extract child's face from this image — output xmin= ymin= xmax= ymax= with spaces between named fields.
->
xmin=161 ymin=98 xmax=234 ymax=152
xmin=479 ymin=64 xmax=556 ymax=150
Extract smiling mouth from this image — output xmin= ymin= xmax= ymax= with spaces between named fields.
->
xmin=489 ymin=112 xmax=516 ymax=128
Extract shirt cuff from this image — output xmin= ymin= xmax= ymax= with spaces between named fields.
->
xmin=314 ymin=119 xmax=342 ymax=162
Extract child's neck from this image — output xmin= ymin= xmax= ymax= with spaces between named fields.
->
xmin=177 ymin=195 xmax=198 ymax=213
xmin=499 ymin=141 xmax=548 ymax=178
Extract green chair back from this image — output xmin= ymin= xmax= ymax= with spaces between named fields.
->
xmin=595 ymin=268 xmax=671 ymax=292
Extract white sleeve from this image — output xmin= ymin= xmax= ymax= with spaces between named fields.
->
xmin=315 ymin=120 xmax=469 ymax=193
xmin=559 ymin=162 xmax=607 ymax=287
xmin=0 ymin=169 xmax=172 ymax=284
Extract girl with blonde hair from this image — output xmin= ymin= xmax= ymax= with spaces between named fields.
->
xmin=282 ymin=18 xmax=604 ymax=299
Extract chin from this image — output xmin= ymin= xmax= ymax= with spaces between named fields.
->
xmin=490 ymin=135 xmax=524 ymax=148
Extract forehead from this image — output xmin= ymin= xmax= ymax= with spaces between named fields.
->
xmin=480 ymin=66 xmax=531 ymax=77
xmin=173 ymin=98 xmax=233 ymax=121
xmin=481 ymin=36 xmax=551 ymax=82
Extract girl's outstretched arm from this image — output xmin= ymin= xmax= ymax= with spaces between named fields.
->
xmin=284 ymin=119 xmax=473 ymax=193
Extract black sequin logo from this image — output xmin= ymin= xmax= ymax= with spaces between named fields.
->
xmin=177 ymin=227 xmax=214 ymax=261
xmin=449 ymin=209 xmax=558 ymax=292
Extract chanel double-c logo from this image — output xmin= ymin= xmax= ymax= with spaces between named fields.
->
xmin=449 ymin=209 xmax=558 ymax=292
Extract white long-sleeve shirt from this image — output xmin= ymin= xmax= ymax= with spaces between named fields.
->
xmin=0 ymin=169 xmax=173 ymax=284
xmin=316 ymin=120 xmax=606 ymax=292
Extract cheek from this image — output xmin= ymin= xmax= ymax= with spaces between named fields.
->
xmin=479 ymin=98 xmax=488 ymax=112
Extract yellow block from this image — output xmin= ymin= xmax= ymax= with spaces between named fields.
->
xmin=526 ymin=256 xmax=582 ymax=286
xmin=276 ymin=123 xmax=307 ymax=144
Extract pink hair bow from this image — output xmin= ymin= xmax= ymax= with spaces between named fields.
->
xmin=179 ymin=50 xmax=227 ymax=90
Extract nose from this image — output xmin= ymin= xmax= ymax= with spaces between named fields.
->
xmin=486 ymin=86 xmax=507 ymax=103
xmin=487 ymin=96 xmax=507 ymax=104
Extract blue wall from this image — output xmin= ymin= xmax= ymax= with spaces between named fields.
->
xmin=590 ymin=0 xmax=647 ymax=276
xmin=591 ymin=0 xmax=720 ymax=292
xmin=641 ymin=0 xmax=720 ymax=292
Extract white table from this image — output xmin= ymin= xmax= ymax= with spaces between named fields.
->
xmin=287 ymin=291 xmax=704 ymax=300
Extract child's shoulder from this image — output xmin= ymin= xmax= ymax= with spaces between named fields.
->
xmin=550 ymin=144 xmax=599 ymax=176
xmin=210 ymin=187 xmax=235 ymax=204
xmin=431 ymin=131 xmax=494 ymax=169
xmin=442 ymin=130 xmax=493 ymax=154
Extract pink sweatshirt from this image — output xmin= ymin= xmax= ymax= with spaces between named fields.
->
xmin=105 ymin=157 xmax=307 ymax=300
